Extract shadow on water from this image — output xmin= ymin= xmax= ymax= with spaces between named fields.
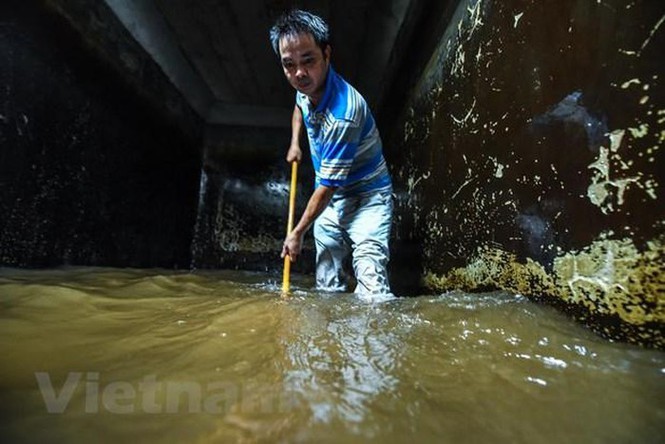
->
xmin=0 ymin=267 xmax=663 ymax=443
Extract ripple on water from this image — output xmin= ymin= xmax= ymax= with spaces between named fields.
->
xmin=0 ymin=268 xmax=662 ymax=443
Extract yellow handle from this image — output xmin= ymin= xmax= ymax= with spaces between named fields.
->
xmin=282 ymin=161 xmax=298 ymax=293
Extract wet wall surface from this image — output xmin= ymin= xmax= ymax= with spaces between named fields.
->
xmin=191 ymin=126 xmax=316 ymax=274
xmin=0 ymin=1 xmax=201 ymax=267
xmin=387 ymin=0 xmax=664 ymax=347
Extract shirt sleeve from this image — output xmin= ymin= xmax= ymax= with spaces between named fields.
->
xmin=318 ymin=119 xmax=362 ymax=187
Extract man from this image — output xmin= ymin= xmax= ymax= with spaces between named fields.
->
xmin=270 ymin=10 xmax=393 ymax=297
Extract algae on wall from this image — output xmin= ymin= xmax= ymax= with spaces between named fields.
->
xmin=388 ymin=0 xmax=664 ymax=347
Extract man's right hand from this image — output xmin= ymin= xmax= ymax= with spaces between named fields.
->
xmin=286 ymin=144 xmax=302 ymax=163
xmin=281 ymin=228 xmax=304 ymax=262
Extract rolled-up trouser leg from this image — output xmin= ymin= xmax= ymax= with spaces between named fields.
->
xmin=345 ymin=191 xmax=393 ymax=296
xmin=313 ymin=204 xmax=350 ymax=292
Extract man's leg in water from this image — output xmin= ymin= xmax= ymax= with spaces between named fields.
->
xmin=313 ymin=204 xmax=351 ymax=292
xmin=344 ymin=191 xmax=393 ymax=296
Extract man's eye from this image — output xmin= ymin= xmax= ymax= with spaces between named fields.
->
xmin=283 ymin=61 xmax=295 ymax=70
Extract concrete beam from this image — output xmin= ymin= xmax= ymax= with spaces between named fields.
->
xmin=104 ymin=0 xmax=214 ymax=118
xmin=207 ymin=102 xmax=292 ymax=128
xmin=355 ymin=0 xmax=413 ymax=108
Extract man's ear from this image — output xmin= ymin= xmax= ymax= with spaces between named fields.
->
xmin=324 ymin=44 xmax=332 ymax=63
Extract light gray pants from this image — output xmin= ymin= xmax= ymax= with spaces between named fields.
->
xmin=313 ymin=190 xmax=393 ymax=296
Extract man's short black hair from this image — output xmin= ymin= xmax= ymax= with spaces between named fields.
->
xmin=269 ymin=9 xmax=330 ymax=55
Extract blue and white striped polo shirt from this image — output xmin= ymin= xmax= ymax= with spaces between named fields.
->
xmin=296 ymin=67 xmax=392 ymax=198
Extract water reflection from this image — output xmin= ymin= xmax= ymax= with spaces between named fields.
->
xmin=530 ymin=90 xmax=608 ymax=151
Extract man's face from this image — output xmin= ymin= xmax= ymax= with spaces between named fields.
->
xmin=278 ymin=32 xmax=330 ymax=102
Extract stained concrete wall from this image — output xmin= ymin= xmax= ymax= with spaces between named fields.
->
xmin=386 ymin=0 xmax=664 ymax=347
xmin=0 ymin=1 xmax=201 ymax=267
xmin=190 ymin=125 xmax=315 ymax=273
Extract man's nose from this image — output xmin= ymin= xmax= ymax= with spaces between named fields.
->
xmin=295 ymin=65 xmax=307 ymax=78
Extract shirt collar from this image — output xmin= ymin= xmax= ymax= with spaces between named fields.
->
xmin=314 ymin=65 xmax=336 ymax=113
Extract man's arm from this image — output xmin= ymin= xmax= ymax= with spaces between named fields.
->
xmin=287 ymin=105 xmax=303 ymax=163
xmin=281 ymin=184 xmax=336 ymax=262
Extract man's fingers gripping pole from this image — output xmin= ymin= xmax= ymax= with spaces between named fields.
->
xmin=282 ymin=161 xmax=298 ymax=293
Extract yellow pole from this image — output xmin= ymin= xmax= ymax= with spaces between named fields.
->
xmin=282 ymin=161 xmax=298 ymax=293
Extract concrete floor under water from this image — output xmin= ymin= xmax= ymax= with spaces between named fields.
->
xmin=0 ymin=267 xmax=663 ymax=443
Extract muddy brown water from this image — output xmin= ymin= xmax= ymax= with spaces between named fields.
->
xmin=0 ymin=267 xmax=663 ymax=443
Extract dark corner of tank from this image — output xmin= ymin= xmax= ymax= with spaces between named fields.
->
xmin=0 ymin=0 xmax=203 ymax=269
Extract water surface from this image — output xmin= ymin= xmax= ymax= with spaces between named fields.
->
xmin=0 ymin=267 xmax=663 ymax=443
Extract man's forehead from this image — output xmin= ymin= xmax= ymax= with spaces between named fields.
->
xmin=279 ymin=32 xmax=318 ymax=55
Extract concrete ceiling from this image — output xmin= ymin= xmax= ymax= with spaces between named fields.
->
xmin=101 ymin=0 xmax=419 ymax=128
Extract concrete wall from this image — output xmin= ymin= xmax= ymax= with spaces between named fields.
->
xmin=190 ymin=125 xmax=315 ymax=273
xmin=386 ymin=0 xmax=664 ymax=347
xmin=0 ymin=1 xmax=201 ymax=267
